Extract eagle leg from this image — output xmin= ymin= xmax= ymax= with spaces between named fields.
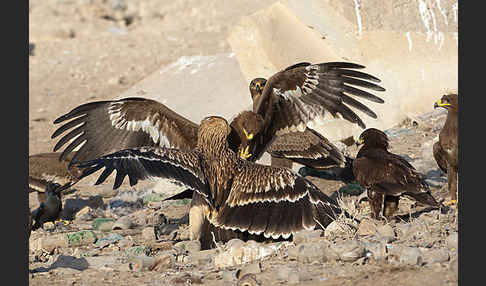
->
xmin=367 ymin=188 xmax=385 ymax=219
xmin=383 ymin=196 xmax=400 ymax=219
xmin=444 ymin=164 xmax=458 ymax=206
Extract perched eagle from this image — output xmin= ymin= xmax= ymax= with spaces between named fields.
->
xmin=78 ymin=116 xmax=343 ymax=249
xmin=433 ymin=93 xmax=458 ymax=206
xmin=51 ymin=62 xmax=385 ymax=169
xmin=29 ymin=152 xmax=82 ymax=233
xmin=352 ymin=128 xmax=440 ymax=219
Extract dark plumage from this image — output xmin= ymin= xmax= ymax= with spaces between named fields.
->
xmin=29 ymin=152 xmax=82 ymax=233
xmin=30 ymin=182 xmax=63 ymax=232
xmin=78 ymin=116 xmax=343 ymax=249
xmin=352 ymin=128 xmax=440 ymax=219
xmin=433 ymin=93 xmax=458 ymax=205
xmin=51 ymin=61 xmax=385 ymax=169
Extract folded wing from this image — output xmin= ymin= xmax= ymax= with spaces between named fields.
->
xmin=211 ymin=162 xmax=341 ymax=239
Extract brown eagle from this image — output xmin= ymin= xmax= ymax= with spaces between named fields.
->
xmin=51 ymin=62 xmax=385 ymax=169
xmin=29 ymin=152 xmax=82 ymax=233
xmin=78 ymin=116 xmax=343 ymax=249
xmin=433 ymin=93 xmax=458 ymax=206
xmin=352 ymin=128 xmax=440 ymax=219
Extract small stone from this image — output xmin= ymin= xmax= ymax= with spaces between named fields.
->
xmin=30 ymin=234 xmax=68 ymax=253
xmin=222 ymin=270 xmax=238 ymax=284
xmin=112 ymin=216 xmax=133 ymax=230
xmin=421 ymin=248 xmax=450 ymax=264
xmin=376 ymin=224 xmax=396 ymax=243
xmin=125 ymin=246 xmax=149 ymax=257
xmin=49 ymin=255 xmax=89 ymax=271
xmin=324 ymin=220 xmax=355 ymax=238
xmin=387 ymin=245 xmax=424 ymax=266
xmin=449 ymin=258 xmax=458 ymax=275
xmin=275 ymin=266 xmax=291 ymax=281
xmin=171 ymin=273 xmax=203 ymax=284
xmin=66 ymin=230 xmax=97 ymax=247
xmin=214 ymin=239 xmax=279 ymax=268
xmin=74 ymin=206 xmax=94 ymax=221
xmin=362 ymin=241 xmax=387 ymax=261
xmin=174 ymin=240 xmax=201 ymax=253
xmin=395 ymin=223 xmax=412 ymax=239
xmin=149 ymin=251 xmax=175 ymax=271
xmin=95 ymin=233 xmax=124 ymax=248
xmin=189 ymin=248 xmax=218 ymax=266
xmin=92 ymin=218 xmax=115 ymax=231
xmin=100 ymin=187 xmax=118 ymax=198
xmin=287 ymin=242 xmax=328 ymax=263
xmin=142 ymin=227 xmax=156 ymax=241
xmin=237 ymin=262 xmax=262 ymax=278
xmin=288 ymin=272 xmax=300 ymax=284
xmin=293 ymin=229 xmax=323 ymax=245
xmin=237 ymin=273 xmax=260 ymax=286
xmin=118 ymin=238 xmax=134 ymax=249
xmin=445 ymin=232 xmax=458 ymax=250
xmin=357 ymin=218 xmax=378 ymax=236
xmin=330 ymin=240 xmax=366 ymax=262
xmin=128 ymin=256 xmax=155 ymax=272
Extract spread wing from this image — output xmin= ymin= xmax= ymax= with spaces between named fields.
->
xmin=266 ymin=128 xmax=346 ymax=169
xmin=210 ymin=162 xmax=341 ymax=240
xmin=29 ymin=152 xmax=82 ymax=193
xmin=51 ymin=97 xmax=199 ymax=167
xmin=352 ymin=149 xmax=429 ymax=196
xmin=250 ymin=62 xmax=385 ymax=160
xmin=77 ymin=147 xmax=210 ymax=201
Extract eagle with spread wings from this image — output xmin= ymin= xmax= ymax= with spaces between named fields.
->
xmin=352 ymin=128 xmax=440 ymax=219
xmin=78 ymin=116 xmax=343 ymax=249
xmin=51 ymin=62 xmax=385 ymax=167
xmin=52 ymin=61 xmax=385 ymax=247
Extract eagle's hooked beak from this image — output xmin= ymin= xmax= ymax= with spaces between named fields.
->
xmin=434 ymin=99 xmax=451 ymax=109
xmin=243 ymin=128 xmax=254 ymax=140
xmin=255 ymin=82 xmax=263 ymax=93
xmin=355 ymin=137 xmax=364 ymax=147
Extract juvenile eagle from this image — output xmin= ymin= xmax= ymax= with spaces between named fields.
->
xmin=51 ymin=62 xmax=385 ymax=169
xmin=352 ymin=128 xmax=440 ymax=219
xmin=29 ymin=152 xmax=82 ymax=233
xmin=433 ymin=93 xmax=458 ymax=206
xmin=78 ymin=116 xmax=343 ymax=249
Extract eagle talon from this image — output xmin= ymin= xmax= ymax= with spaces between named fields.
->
xmin=55 ymin=219 xmax=71 ymax=226
xmin=240 ymin=146 xmax=252 ymax=159
xmin=443 ymin=199 xmax=457 ymax=206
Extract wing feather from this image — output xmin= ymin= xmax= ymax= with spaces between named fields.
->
xmin=77 ymin=147 xmax=210 ymax=200
xmin=250 ymin=62 xmax=385 ymax=160
xmin=52 ymin=98 xmax=199 ymax=166
xmin=210 ymin=162 xmax=341 ymax=239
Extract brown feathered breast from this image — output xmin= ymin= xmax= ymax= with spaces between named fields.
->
xmin=78 ymin=116 xmax=342 ymax=249
xmin=353 ymin=128 xmax=439 ymax=219
xmin=433 ymin=93 xmax=458 ymax=203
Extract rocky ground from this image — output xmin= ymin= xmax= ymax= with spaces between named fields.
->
xmin=28 ymin=107 xmax=458 ymax=285
xmin=29 ymin=0 xmax=458 ymax=285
